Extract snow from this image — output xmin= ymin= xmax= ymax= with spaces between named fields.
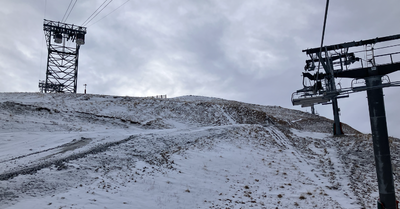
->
xmin=0 ymin=92 xmax=399 ymax=208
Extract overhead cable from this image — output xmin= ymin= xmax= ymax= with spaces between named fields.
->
xmin=84 ymin=0 xmax=113 ymax=26
xmin=64 ymin=0 xmax=77 ymax=23
xmin=61 ymin=0 xmax=73 ymax=22
xmin=81 ymin=0 xmax=109 ymax=26
xmin=82 ymin=0 xmax=113 ymax=26
xmin=88 ymin=0 xmax=130 ymax=27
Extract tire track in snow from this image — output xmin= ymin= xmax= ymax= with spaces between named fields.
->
xmin=0 ymin=125 xmax=232 ymax=181
xmin=0 ymin=137 xmax=92 ymax=164
xmin=0 ymin=135 xmax=137 ymax=181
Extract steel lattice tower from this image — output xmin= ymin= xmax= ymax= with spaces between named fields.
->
xmin=40 ymin=19 xmax=87 ymax=93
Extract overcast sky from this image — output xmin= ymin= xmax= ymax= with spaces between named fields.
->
xmin=1 ymin=0 xmax=400 ymax=137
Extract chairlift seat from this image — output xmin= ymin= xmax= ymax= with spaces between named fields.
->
xmin=292 ymin=93 xmax=330 ymax=107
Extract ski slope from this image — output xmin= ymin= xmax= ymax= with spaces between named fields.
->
xmin=0 ymin=92 xmax=399 ymax=208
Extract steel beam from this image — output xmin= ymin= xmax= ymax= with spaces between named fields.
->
xmin=303 ymin=34 xmax=400 ymax=54
xmin=366 ymin=76 xmax=396 ymax=209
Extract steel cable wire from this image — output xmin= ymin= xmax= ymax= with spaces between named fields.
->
xmin=83 ymin=0 xmax=113 ymax=26
xmin=61 ymin=0 xmax=73 ymax=22
xmin=87 ymin=0 xmax=130 ymax=27
xmin=64 ymin=0 xmax=77 ymax=23
xmin=82 ymin=0 xmax=113 ymax=26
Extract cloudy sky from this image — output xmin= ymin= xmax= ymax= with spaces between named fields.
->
xmin=1 ymin=0 xmax=400 ymax=137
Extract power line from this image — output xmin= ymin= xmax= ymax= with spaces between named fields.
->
xmin=88 ymin=0 xmax=130 ymax=27
xmin=82 ymin=0 xmax=113 ymax=26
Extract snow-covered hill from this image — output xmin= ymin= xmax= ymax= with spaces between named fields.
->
xmin=0 ymin=92 xmax=399 ymax=208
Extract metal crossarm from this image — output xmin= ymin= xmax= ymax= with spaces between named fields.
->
xmin=303 ymin=34 xmax=400 ymax=54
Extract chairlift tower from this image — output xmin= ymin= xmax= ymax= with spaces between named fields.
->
xmin=292 ymin=33 xmax=400 ymax=209
xmin=40 ymin=19 xmax=87 ymax=93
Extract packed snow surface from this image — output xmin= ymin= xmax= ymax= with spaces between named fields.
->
xmin=0 ymin=92 xmax=400 ymax=209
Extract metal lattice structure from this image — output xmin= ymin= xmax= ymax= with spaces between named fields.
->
xmin=40 ymin=19 xmax=87 ymax=93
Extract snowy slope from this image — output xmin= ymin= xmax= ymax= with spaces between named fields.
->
xmin=0 ymin=92 xmax=399 ymax=208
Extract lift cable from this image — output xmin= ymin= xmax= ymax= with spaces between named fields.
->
xmin=61 ymin=0 xmax=77 ymax=23
xmin=81 ymin=0 xmax=109 ymax=26
xmin=63 ymin=0 xmax=77 ymax=23
xmin=61 ymin=0 xmax=73 ymax=22
xmin=82 ymin=0 xmax=113 ymax=27
xmin=84 ymin=0 xmax=113 ymax=26
xmin=87 ymin=0 xmax=130 ymax=27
